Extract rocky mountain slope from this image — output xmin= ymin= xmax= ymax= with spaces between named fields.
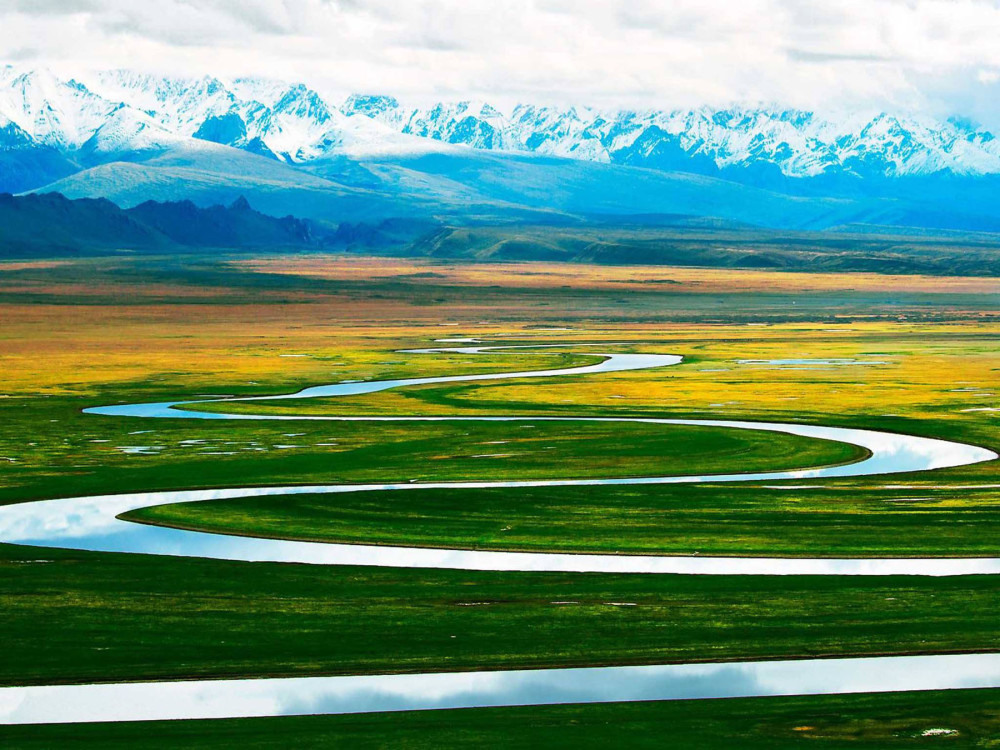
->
xmin=3 ymin=66 xmax=999 ymax=181
xmin=0 ymin=192 xmax=326 ymax=256
xmin=4 ymin=66 xmax=1000 ymax=233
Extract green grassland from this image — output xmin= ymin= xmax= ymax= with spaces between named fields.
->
xmin=6 ymin=689 xmax=1000 ymax=749
xmin=126 ymin=347 xmax=1000 ymax=558
xmin=3 ymin=254 xmax=1000 ymax=322
xmin=128 ymin=479 xmax=1000 ymax=558
xmin=1 ymin=256 xmax=998 ymax=745
xmin=404 ymin=222 xmax=1000 ymax=276
xmin=0 ymin=397 xmax=863 ymax=505
xmin=1 ymin=542 xmax=997 ymax=687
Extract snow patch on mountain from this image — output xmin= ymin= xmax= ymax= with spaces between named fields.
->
xmin=399 ymin=101 xmax=516 ymax=151
xmin=89 ymin=70 xmax=263 ymax=138
xmin=0 ymin=69 xmax=117 ymax=149
xmin=2 ymin=65 xmax=1000 ymax=181
xmin=79 ymin=105 xmax=187 ymax=160
xmin=0 ymin=114 xmax=33 ymax=150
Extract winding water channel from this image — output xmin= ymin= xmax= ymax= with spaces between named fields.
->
xmin=2 ymin=345 xmax=998 ymax=724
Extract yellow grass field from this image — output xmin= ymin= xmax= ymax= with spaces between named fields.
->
xmin=234 ymin=256 xmax=1000 ymax=295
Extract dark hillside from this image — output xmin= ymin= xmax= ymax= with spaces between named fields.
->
xmin=0 ymin=193 xmax=328 ymax=258
xmin=127 ymin=197 xmax=315 ymax=248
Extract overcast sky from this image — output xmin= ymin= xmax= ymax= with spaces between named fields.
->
xmin=4 ymin=0 xmax=1000 ymax=124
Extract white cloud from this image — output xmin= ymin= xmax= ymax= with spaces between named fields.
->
xmin=3 ymin=0 xmax=1000 ymax=122
xmin=977 ymin=69 xmax=1000 ymax=85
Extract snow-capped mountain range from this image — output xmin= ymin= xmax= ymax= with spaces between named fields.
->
xmin=4 ymin=65 xmax=1000 ymax=183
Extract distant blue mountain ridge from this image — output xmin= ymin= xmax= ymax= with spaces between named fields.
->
xmin=3 ymin=66 xmax=1000 ymax=233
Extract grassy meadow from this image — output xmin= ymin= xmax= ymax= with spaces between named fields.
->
xmin=0 ymin=254 xmax=998 ymax=742
xmin=7 ymin=688 xmax=1000 ymax=749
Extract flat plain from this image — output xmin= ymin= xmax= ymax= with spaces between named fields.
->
xmin=1 ymin=254 xmax=998 ymax=746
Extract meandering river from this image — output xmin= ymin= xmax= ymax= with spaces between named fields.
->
xmin=1 ymin=345 xmax=997 ymax=724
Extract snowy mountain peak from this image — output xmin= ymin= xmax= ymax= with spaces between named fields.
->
xmin=79 ymin=104 xmax=183 ymax=159
xmin=228 ymin=77 xmax=289 ymax=108
xmin=0 ymin=115 xmax=32 ymax=151
xmin=341 ymin=94 xmax=400 ymax=120
xmin=272 ymin=84 xmax=335 ymax=125
xmin=0 ymin=69 xmax=115 ymax=149
xmin=2 ymin=65 xmax=1000 ymax=182
xmin=401 ymin=100 xmax=516 ymax=150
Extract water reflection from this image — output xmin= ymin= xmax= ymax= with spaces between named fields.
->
xmin=85 ymin=349 xmax=682 ymax=419
xmin=3 ymin=654 xmax=999 ymax=725
xmin=3 ymin=347 xmax=996 ymax=575
xmin=3 ymin=346 xmax=999 ymax=725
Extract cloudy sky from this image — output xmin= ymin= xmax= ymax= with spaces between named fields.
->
xmin=4 ymin=0 xmax=1000 ymax=123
